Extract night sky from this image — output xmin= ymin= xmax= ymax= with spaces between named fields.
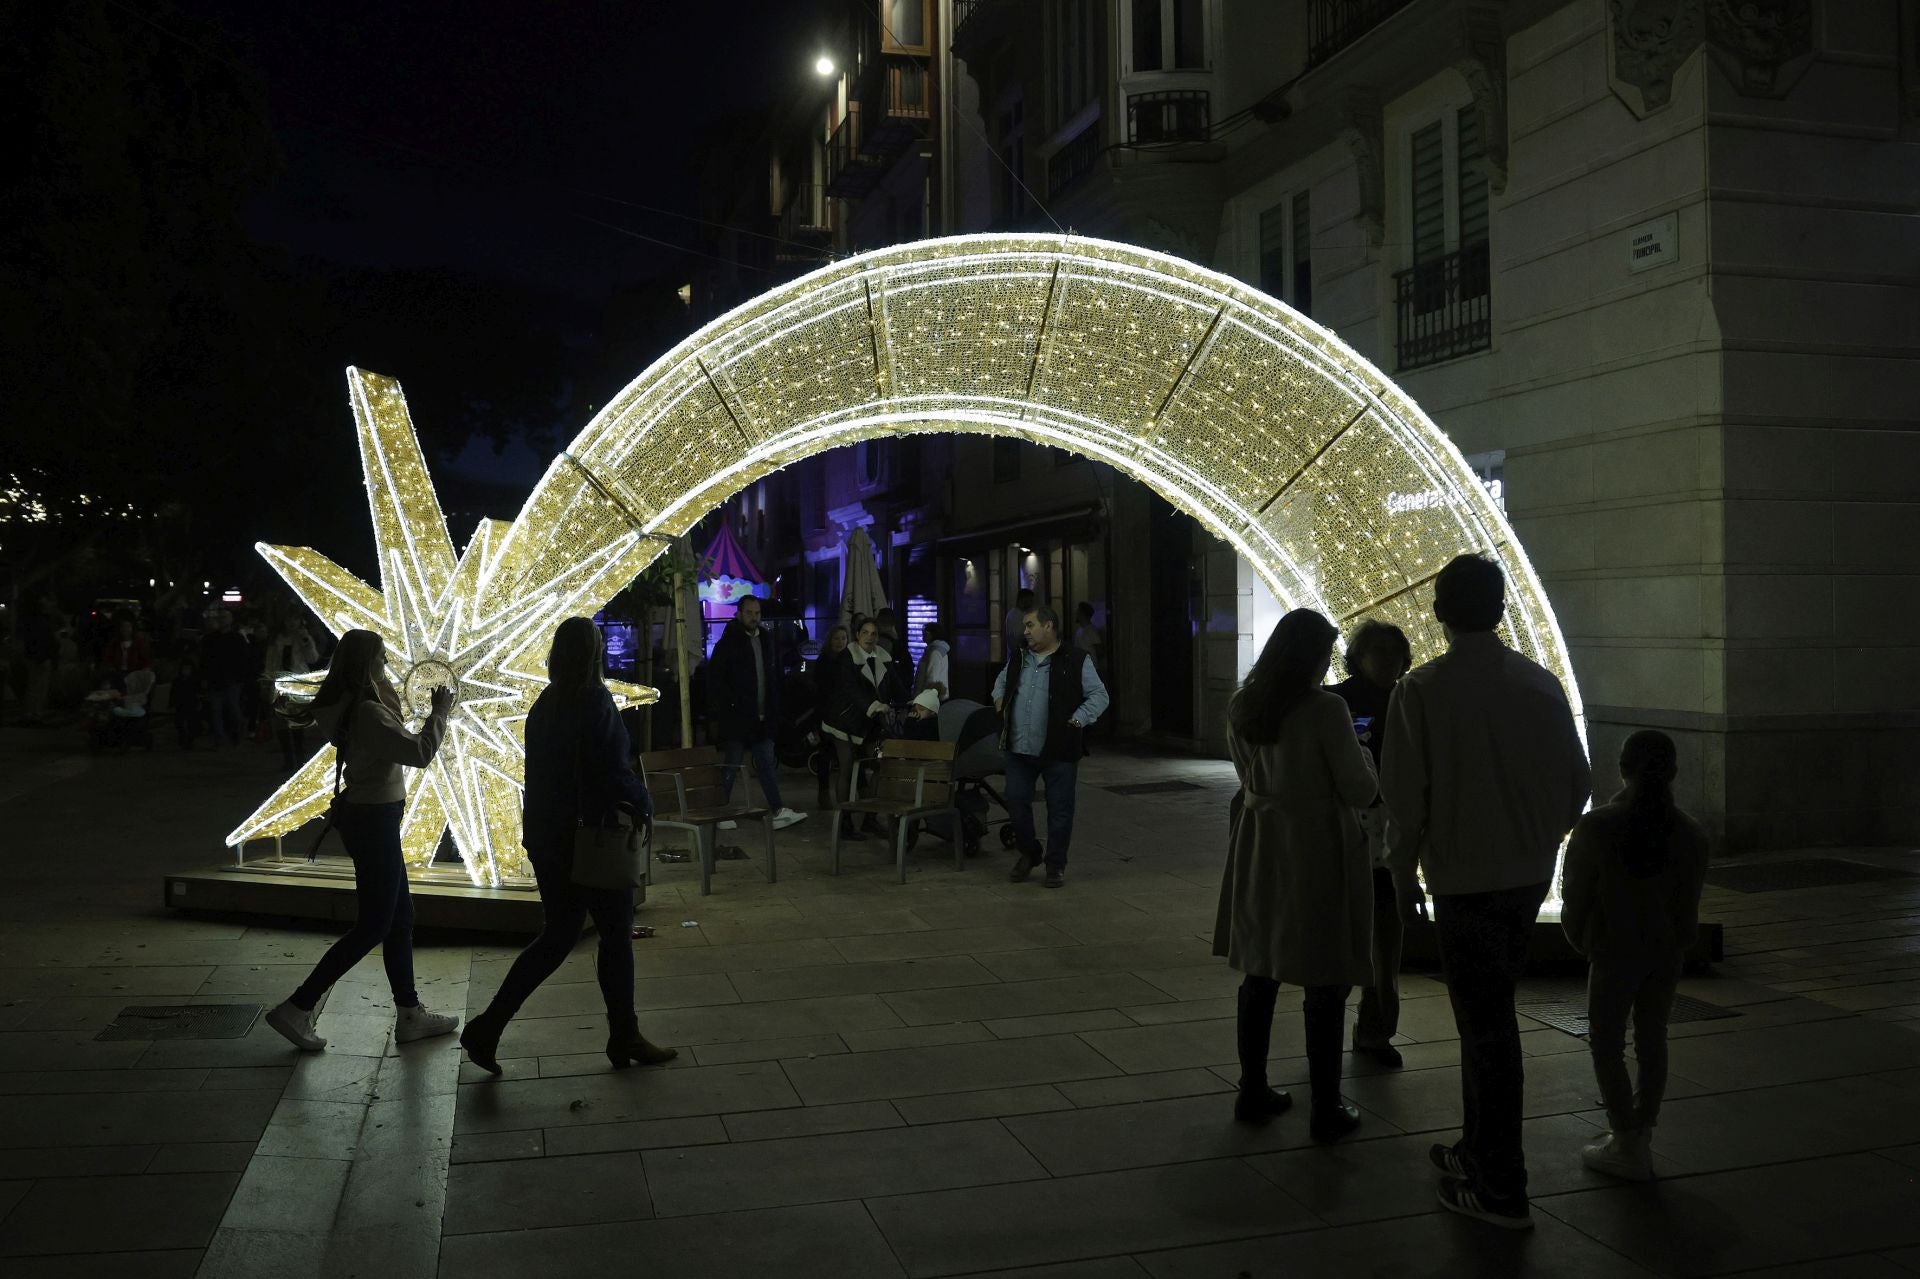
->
xmin=172 ymin=0 xmax=815 ymax=300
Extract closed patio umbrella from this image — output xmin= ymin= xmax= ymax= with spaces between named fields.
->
xmin=840 ymin=526 xmax=888 ymax=630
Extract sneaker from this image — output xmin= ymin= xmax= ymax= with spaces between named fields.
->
xmin=266 ymin=1000 xmax=327 ymax=1052
xmin=1353 ymin=1041 xmax=1404 ymax=1069
xmin=395 ymin=1003 xmax=460 ymax=1044
xmin=1009 ymin=851 xmax=1038 ymax=882
xmin=771 ymin=808 xmax=808 ymax=831
xmin=1437 ymin=1176 xmax=1533 ymax=1230
xmin=718 ymin=820 xmax=738 ymax=831
xmin=1429 ymin=1142 xmax=1472 ymax=1178
xmin=1043 ymin=865 xmax=1065 ymax=889
xmin=1581 ymin=1129 xmax=1654 ymax=1182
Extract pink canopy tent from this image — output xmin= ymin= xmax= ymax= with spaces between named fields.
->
xmin=696 ymin=520 xmax=769 ymax=653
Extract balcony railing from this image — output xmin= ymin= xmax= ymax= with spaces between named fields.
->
xmin=953 ymin=0 xmax=1017 ymax=50
xmin=1126 ymin=89 xmax=1210 ymax=144
xmin=1308 ymin=0 xmax=1418 ymax=67
xmin=825 ymin=110 xmax=866 ymax=197
xmin=1393 ymin=241 xmax=1491 ymax=371
xmin=1047 ymin=116 xmax=1103 ymax=200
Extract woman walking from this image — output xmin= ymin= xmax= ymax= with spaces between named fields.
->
xmin=820 ymin=615 xmax=900 ymax=842
xmin=460 ymin=618 xmax=676 ymax=1073
xmin=1561 ymin=729 xmax=1708 ymax=1180
xmin=1214 ymin=609 xmax=1378 ymax=1140
xmin=265 ymin=630 xmax=459 ymax=1052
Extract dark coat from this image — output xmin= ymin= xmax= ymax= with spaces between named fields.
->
xmin=708 ymin=621 xmax=780 ymax=743
xmin=521 ymin=683 xmax=653 ymax=857
xmin=821 ymin=644 xmax=905 ymax=744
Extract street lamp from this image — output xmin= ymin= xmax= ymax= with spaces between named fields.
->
xmin=814 ymin=55 xmax=835 ymax=77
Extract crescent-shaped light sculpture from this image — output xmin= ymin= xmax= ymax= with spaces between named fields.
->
xmin=230 ymin=233 xmax=1582 ymax=888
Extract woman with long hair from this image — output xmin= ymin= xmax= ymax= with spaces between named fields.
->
xmin=265 ymin=629 xmax=458 ymax=1052
xmin=460 ymin=617 xmax=675 ymax=1073
xmin=1213 ymin=609 xmax=1378 ymax=1140
xmin=819 ymin=615 xmax=900 ymax=842
xmin=1560 ymin=729 xmax=1708 ymax=1181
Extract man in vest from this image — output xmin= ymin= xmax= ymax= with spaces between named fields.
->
xmin=993 ymin=604 xmax=1110 ymax=889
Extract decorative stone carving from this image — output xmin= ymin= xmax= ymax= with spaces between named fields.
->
xmin=1609 ymin=0 xmax=1706 ymax=118
xmin=1704 ymin=0 xmax=1816 ymax=98
xmin=1337 ymin=89 xmax=1386 ymax=248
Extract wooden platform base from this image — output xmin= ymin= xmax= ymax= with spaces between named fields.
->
xmin=164 ymin=856 xmax=547 ymax=934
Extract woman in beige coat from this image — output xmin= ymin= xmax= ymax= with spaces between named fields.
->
xmin=1214 ymin=608 xmax=1379 ymax=1140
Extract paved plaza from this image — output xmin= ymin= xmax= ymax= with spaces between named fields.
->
xmin=2 ymin=726 xmax=1919 ymax=1277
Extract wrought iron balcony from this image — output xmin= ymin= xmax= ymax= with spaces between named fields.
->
xmin=1393 ymin=241 xmax=1491 ymax=371
xmin=1126 ymin=89 xmax=1210 ymax=144
xmin=1046 ymin=116 xmax=1103 ymax=200
xmin=1309 ymin=0 xmax=1418 ymax=67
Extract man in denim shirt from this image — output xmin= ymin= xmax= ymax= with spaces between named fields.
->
xmin=993 ymin=605 xmax=1109 ymax=889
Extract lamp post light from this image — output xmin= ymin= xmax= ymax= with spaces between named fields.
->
xmin=814 ymin=55 xmax=836 ymax=77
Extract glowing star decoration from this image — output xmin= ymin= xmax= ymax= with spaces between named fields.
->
xmin=226 ymin=369 xmax=659 ymax=885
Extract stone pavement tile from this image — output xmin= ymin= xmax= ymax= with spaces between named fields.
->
xmin=0 ymin=1086 xmax=279 ymax=1148
xmin=1134 ymin=1206 xmax=1659 ymax=1278
xmin=1813 ymin=981 xmax=1920 ymax=1013
xmin=1719 ymin=1257 xmax=1920 ymax=1278
xmin=199 ymin=1222 xmax=439 ymax=1279
xmin=194 ymin=963 xmax=317 ymax=996
xmin=829 ymin=923 xmax=1078 ymax=963
xmin=1056 ymin=1068 xmax=1232 ymax=1108
xmin=0 ymin=1144 xmax=158 ymax=1178
xmin=1075 ymin=1018 xmax=1243 ymax=1074
xmin=1663 ymin=997 xmax=1857 ymax=1041
xmin=692 ymin=1033 xmax=847 ymax=1066
xmin=255 ymin=1098 xmax=367 ymax=1159
xmin=455 ymin=1059 xmax=799 ymax=1135
xmin=1883 ymin=1247 xmax=1920 ymax=1273
xmin=0 ymin=966 xmax=212 ymax=998
xmin=1666 ymin=1015 xmax=1920 ymax=1089
xmin=1339 ymin=1050 xmax=1709 ymax=1136
xmin=1520 ymin=1027 xmax=1590 ymax=1056
xmin=627 ymin=937 xmax=850 ymax=978
xmin=12 ymin=994 xmax=184 ymax=1031
xmin=783 ymin=1033 xmax=1117 ymax=1105
xmin=1004 ymin=1092 xmax=1343 ymax=1177
xmin=0 ymin=1067 xmax=209 ymax=1094
xmin=284 ymin=1051 xmax=384 ymax=1104
xmin=883 ymin=974 xmax=1174 ymax=1027
xmin=722 ymin=1099 xmax=902 ymax=1142
xmin=866 ymin=1157 xmax=1313 ymax=1278
xmin=446 ymin=1150 xmax=649 ymax=1234
xmin=1048 ymin=911 xmax=1215 ymax=946
xmin=943 ymin=1262 xmax=1150 ymax=1279
xmin=731 ymin=955 xmax=998 ymax=1003
xmin=893 ymin=1085 xmax=1073 ymax=1125
xmin=0 ymin=1169 xmax=240 ymax=1255
xmin=842 ymin=1022 xmax=995 ymax=1052
xmin=646 ymin=1118 xmax=1045 ymax=1217
xmin=334 ymin=1149 xmax=447 ymax=1232
xmin=694 ymin=908 xmax=933 ymax=947
xmin=1882 ymin=1144 xmax=1920 ymax=1170
xmin=1626 ymin=1074 xmax=1920 ymax=1173
xmin=542 ymin=1114 xmax=728 ymax=1157
xmin=204 ymin=1065 xmax=294 ymax=1091
xmin=1242 ymin=1113 xmax=1668 ymax=1226
xmin=436 ymin=1200 xmax=904 ymax=1278
xmin=1535 ymin=1152 xmax=1920 ymax=1277
xmin=978 ymin=938 xmax=1218 ymax=983
xmin=1126 ymin=966 xmax=1236 ymax=1003
xmin=221 ymin=1154 xmax=351 ymax=1231
xmin=1121 ymin=997 xmax=1236 ymax=1026
xmin=986 ymin=1009 xmax=1136 ymax=1039
xmin=0 ymin=1178 xmax=26 ymax=1217
xmin=147 ymin=1141 xmax=257 ymax=1173
xmin=628 ymin=992 xmax=907 ymax=1048
xmin=483 ymin=972 xmax=740 ymax=1019
xmin=6 ymin=1249 xmax=203 ymax=1279
xmin=450 ymin=1129 xmax=543 ymax=1164
xmin=0 ymin=1030 xmax=147 ymax=1072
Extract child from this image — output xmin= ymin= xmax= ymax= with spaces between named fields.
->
xmin=1560 ymin=730 xmax=1709 ymax=1180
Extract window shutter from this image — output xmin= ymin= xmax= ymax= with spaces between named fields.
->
xmin=1411 ymin=122 xmax=1445 ymax=263
xmin=1291 ymin=190 xmax=1313 ymax=317
xmin=1457 ymin=107 xmax=1489 ymax=247
xmin=1258 ymin=203 xmax=1288 ymax=299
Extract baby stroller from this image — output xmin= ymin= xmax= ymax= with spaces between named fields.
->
xmin=896 ymin=698 xmax=1007 ymax=856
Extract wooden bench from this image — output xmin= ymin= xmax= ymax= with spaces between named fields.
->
xmin=831 ymin=738 xmax=963 ymax=883
xmin=639 ymin=746 xmax=777 ymax=896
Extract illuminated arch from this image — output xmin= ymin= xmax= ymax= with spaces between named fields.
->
xmin=234 ymin=233 xmax=1581 ymax=886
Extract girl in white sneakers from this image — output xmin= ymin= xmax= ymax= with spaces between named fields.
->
xmin=1560 ymin=730 xmax=1709 ymax=1180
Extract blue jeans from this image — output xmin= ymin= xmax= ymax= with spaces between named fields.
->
xmin=721 ymin=734 xmax=783 ymax=810
xmin=207 ymin=682 xmax=245 ymax=746
xmin=481 ymin=848 xmax=635 ymax=1024
xmin=292 ymin=802 xmax=417 ymax=1010
xmin=1002 ymin=752 xmax=1078 ymax=867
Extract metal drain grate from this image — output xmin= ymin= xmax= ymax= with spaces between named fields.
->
xmin=1517 ymin=993 xmax=1740 ymax=1039
xmin=1102 ymin=780 xmax=1205 ymax=796
xmin=95 ymin=1004 xmax=262 ymax=1042
xmin=1704 ymin=858 xmax=1919 ymax=894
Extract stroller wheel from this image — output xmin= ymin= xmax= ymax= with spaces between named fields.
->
xmin=998 ymin=825 xmax=1017 ymax=848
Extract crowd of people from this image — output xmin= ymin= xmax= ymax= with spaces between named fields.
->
xmin=5 ymin=592 xmax=329 ymax=763
xmin=1216 ymin=553 xmax=1708 ymax=1230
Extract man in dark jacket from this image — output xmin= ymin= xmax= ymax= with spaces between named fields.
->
xmin=992 ymin=605 xmax=1109 ymax=889
xmin=200 ymin=610 xmax=255 ymax=748
xmin=708 ymin=597 xmax=806 ymax=830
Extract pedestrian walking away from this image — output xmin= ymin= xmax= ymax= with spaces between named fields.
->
xmin=1381 ymin=554 xmax=1590 ymax=1230
xmin=264 ymin=629 xmax=460 ymax=1053
xmin=1561 ymin=729 xmax=1708 ymax=1182
xmin=1330 ymin=619 xmax=1420 ymax=1069
xmin=993 ymin=604 xmax=1109 ymax=889
xmin=708 ymin=597 xmax=806 ymax=831
xmin=461 ymin=617 xmax=677 ymax=1074
xmin=1214 ymin=609 xmax=1377 ymax=1140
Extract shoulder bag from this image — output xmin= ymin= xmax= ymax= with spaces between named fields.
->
xmin=570 ymin=716 xmax=649 ymax=892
